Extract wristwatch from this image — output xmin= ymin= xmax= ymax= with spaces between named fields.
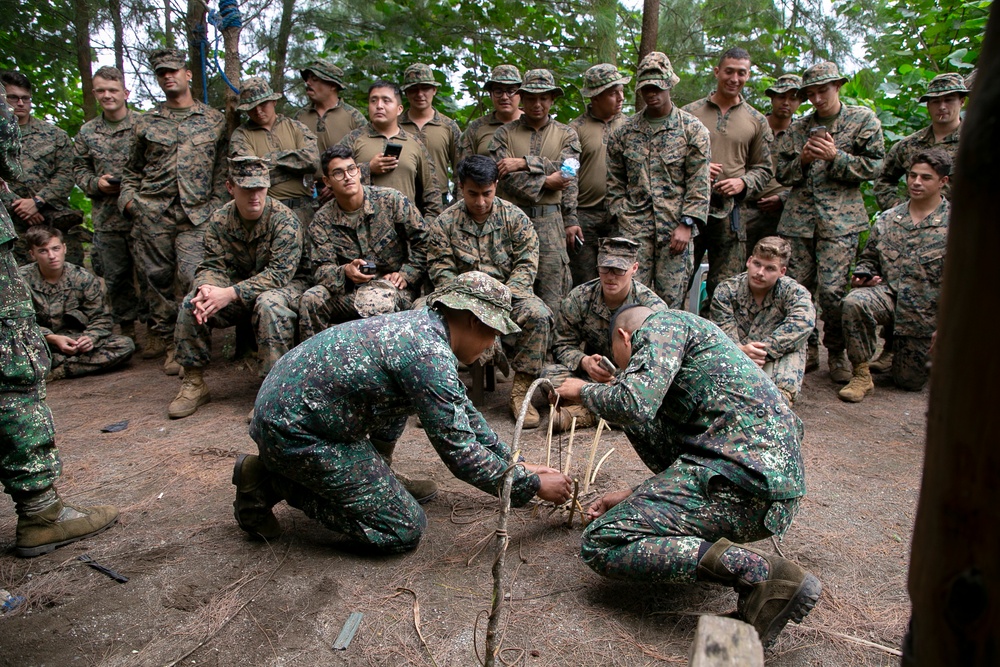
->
xmin=680 ymin=216 xmax=695 ymax=227
xmin=32 ymin=196 xmax=44 ymax=209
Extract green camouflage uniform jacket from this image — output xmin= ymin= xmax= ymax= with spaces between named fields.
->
xmin=194 ymin=198 xmax=303 ymax=304
xmin=551 ymin=278 xmax=665 ymax=371
xmin=229 ymin=115 xmax=319 ymax=201
xmin=294 ymin=101 xmax=366 ymax=179
xmin=775 ymin=104 xmax=884 ymax=239
xmin=457 ymin=111 xmax=507 ymax=163
xmin=428 ymin=197 xmax=538 ymax=299
xmin=252 ymin=307 xmax=541 ymax=505
xmin=73 ymin=109 xmax=140 ymax=233
xmin=1 ymin=116 xmax=74 ymax=214
xmin=309 ymin=185 xmax=429 ymax=296
xmin=119 ymin=101 xmax=229 ymax=227
xmin=0 ymin=86 xmax=32 ymax=319
xmin=19 ymin=262 xmax=113 ymax=345
xmin=873 ymin=123 xmax=960 ymax=210
xmin=400 ymin=109 xmax=461 ymax=196
xmin=581 ymin=309 xmax=806 ymax=500
xmin=855 ymin=199 xmax=949 ymax=337
xmin=606 ymin=108 xmax=711 ymax=232
xmin=710 ymin=273 xmax=815 ymax=358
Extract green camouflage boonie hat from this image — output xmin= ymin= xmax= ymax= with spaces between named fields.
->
xmin=484 ymin=64 xmax=522 ymax=91
xmin=765 ymin=74 xmax=803 ymax=97
xmin=401 ymin=63 xmax=439 ymax=91
xmin=581 ymin=64 xmax=631 ymax=98
xmin=598 ymin=237 xmax=640 ymax=270
xmin=149 ymin=48 xmax=187 ymax=72
xmin=518 ymin=69 xmax=563 ymax=98
xmin=354 ymin=279 xmax=400 ymax=318
xmin=300 ymin=59 xmax=346 ymax=89
xmin=228 ymin=156 xmax=271 ymax=189
xmin=634 ymin=52 xmax=680 ymax=91
xmin=427 ymin=271 xmax=521 ymax=335
xmin=236 ymin=77 xmax=283 ymax=112
xmin=919 ymin=72 xmax=971 ymax=102
xmin=800 ymin=62 xmax=849 ymax=92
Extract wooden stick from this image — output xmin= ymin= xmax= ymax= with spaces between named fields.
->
xmin=566 ymin=479 xmax=580 ymax=528
xmin=545 ymin=394 xmax=559 ymax=468
xmin=562 ymin=416 xmax=577 ymax=475
xmin=582 ymin=419 xmax=607 ymax=494
xmin=590 ymin=448 xmax=616 ymax=485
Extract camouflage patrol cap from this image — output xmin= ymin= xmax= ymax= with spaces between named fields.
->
xmin=149 ymin=48 xmax=188 ymax=72
xmin=518 ymin=69 xmax=563 ymax=98
xmin=354 ymin=279 xmax=400 ymax=318
xmin=236 ymin=77 xmax=283 ymax=112
xmin=918 ymin=72 xmax=971 ymax=102
xmin=765 ymin=74 xmax=803 ymax=96
xmin=300 ymin=59 xmax=346 ymax=89
xmin=228 ymin=156 xmax=271 ymax=189
xmin=401 ymin=63 xmax=439 ymax=91
xmin=597 ymin=237 xmax=640 ymax=270
xmin=581 ymin=64 xmax=632 ymax=98
xmin=800 ymin=62 xmax=849 ymax=92
xmin=634 ymin=52 xmax=680 ymax=91
xmin=427 ymin=271 xmax=521 ymax=335
xmin=484 ymin=65 xmax=522 ymax=91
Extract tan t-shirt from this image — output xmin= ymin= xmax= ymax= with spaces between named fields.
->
xmin=569 ymin=108 xmax=627 ymax=209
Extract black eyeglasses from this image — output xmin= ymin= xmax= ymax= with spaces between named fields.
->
xmin=491 ymin=88 xmax=519 ymax=99
xmin=598 ymin=266 xmax=628 ymax=276
xmin=329 ymin=164 xmax=360 ymax=180
xmin=6 ymin=95 xmax=31 ymax=103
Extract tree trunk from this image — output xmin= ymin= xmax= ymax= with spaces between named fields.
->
xmin=110 ymin=0 xmax=124 ymax=72
xmin=187 ymin=0 xmax=207 ymax=105
xmin=592 ymin=0 xmax=617 ymax=65
xmin=904 ymin=2 xmax=1000 ymax=665
xmin=73 ymin=0 xmax=96 ymax=120
xmin=271 ymin=0 xmax=296 ymax=95
xmin=636 ymin=0 xmax=659 ymax=111
xmin=165 ymin=0 xmax=174 ymax=49
xmin=222 ymin=23 xmax=241 ymax=133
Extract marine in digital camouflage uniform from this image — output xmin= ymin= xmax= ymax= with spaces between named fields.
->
xmin=568 ymin=64 xmax=630 ymax=286
xmin=555 ymin=306 xmax=819 ymax=647
xmin=399 ymin=64 xmax=462 ymax=207
xmin=0 ymin=71 xmax=84 ymax=267
xmin=73 ymin=66 xmax=148 ymax=339
xmin=489 ymin=69 xmax=581 ymax=318
xmin=119 ymin=49 xmax=229 ymax=372
xmin=606 ymin=53 xmax=711 ymax=309
xmin=168 ymin=157 xmax=303 ymax=420
xmin=710 ymin=236 xmax=815 ymax=403
xmin=231 ymin=77 xmax=320 ymax=227
xmin=541 ymin=237 xmax=665 ymax=431
xmin=839 ymin=149 xmax=950 ymax=403
xmin=300 ymin=146 xmax=430 ymax=339
xmin=775 ymin=62 xmax=884 ymax=383
xmin=234 ymin=272 xmax=573 ymax=551
xmin=0 ymin=82 xmax=119 ymax=559
xmin=456 ymin=65 xmax=523 ymax=164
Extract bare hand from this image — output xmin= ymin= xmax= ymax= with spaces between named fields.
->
xmin=850 ymin=274 xmax=882 ymax=288
xmin=756 ymin=194 xmax=783 ymax=213
xmin=12 ymin=197 xmax=39 ymax=219
xmin=496 ymin=157 xmax=527 ymax=177
xmin=565 ymin=225 xmax=583 ymax=250
xmin=191 ymin=284 xmax=237 ymax=325
xmin=382 ymin=272 xmax=408 ymax=290
xmin=97 ymin=174 xmax=121 ymax=195
xmin=713 ymin=177 xmax=746 ymax=197
xmin=523 ymin=463 xmax=573 ymax=504
xmin=579 ymin=355 xmax=613 ymax=383
xmin=803 ymin=134 xmax=836 ymax=163
xmin=585 ymin=488 xmax=632 ymax=523
xmin=544 ymin=171 xmax=570 ymax=191
xmin=740 ymin=341 xmax=768 ymax=367
xmin=46 ymin=334 xmax=79 ymax=355
xmin=555 ymin=377 xmax=587 ymax=404
xmin=669 ymin=223 xmax=692 ymax=255
xmin=74 ymin=335 xmax=95 ymax=354
xmin=344 ymin=258 xmax=376 ymax=285
xmin=709 ymin=162 xmax=724 ymax=181
xmin=370 ymin=155 xmax=398 ymax=175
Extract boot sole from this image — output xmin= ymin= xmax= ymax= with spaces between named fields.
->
xmin=232 ymin=454 xmax=281 ymax=540
xmin=15 ymin=516 xmax=119 ymax=558
xmin=758 ymin=573 xmax=822 ymax=647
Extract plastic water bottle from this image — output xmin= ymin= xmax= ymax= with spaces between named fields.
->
xmin=560 ymin=158 xmax=580 ymax=179
xmin=0 ymin=589 xmax=24 ymax=614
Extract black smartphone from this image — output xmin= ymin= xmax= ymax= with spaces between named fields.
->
xmin=383 ymin=143 xmax=403 ymax=159
xmin=107 ymin=177 xmax=122 ymax=185
xmin=360 ymin=260 xmax=378 ymax=276
xmin=810 ymin=125 xmax=828 ymax=137
xmin=573 ymin=235 xmax=584 ymax=253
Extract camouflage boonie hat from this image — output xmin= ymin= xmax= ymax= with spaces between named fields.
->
xmin=800 ymin=62 xmax=849 ymax=91
xmin=518 ymin=69 xmax=563 ymax=98
xmin=919 ymin=72 xmax=970 ymax=102
xmin=149 ymin=48 xmax=187 ymax=72
xmin=401 ymin=63 xmax=439 ymax=91
xmin=581 ymin=64 xmax=631 ymax=98
xmin=236 ymin=77 xmax=283 ymax=112
xmin=300 ymin=59 xmax=345 ymax=89
xmin=765 ymin=74 xmax=803 ymax=96
xmin=634 ymin=52 xmax=680 ymax=91
xmin=427 ymin=271 xmax=521 ymax=335
xmin=598 ymin=237 xmax=640 ymax=270
xmin=484 ymin=64 xmax=522 ymax=91
xmin=354 ymin=279 xmax=399 ymax=318
xmin=228 ymin=156 xmax=271 ymax=189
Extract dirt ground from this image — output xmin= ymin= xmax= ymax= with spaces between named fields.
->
xmin=0 ymin=332 xmax=923 ymax=666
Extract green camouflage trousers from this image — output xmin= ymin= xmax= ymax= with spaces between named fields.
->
xmin=93 ymin=230 xmax=149 ymax=325
xmin=49 ymin=334 xmax=134 ymax=378
xmin=841 ymin=284 xmax=931 ymax=391
xmin=251 ymin=417 xmax=424 ymax=553
xmin=570 ymin=207 xmax=614 ymax=287
xmin=135 ymin=202 xmax=206 ymax=340
xmin=503 ymin=295 xmax=552 ymax=375
xmin=785 ymin=234 xmax=859 ymax=353
xmin=174 ymin=285 xmax=301 ymax=377
xmin=582 ymin=459 xmax=799 ymax=583
xmin=741 ymin=203 xmax=782 ymax=263
xmin=692 ymin=214 xmax=746 ymax=317
xmin=0 ymin=314 xmax=60 ymax=496
xmin=298 ymin=284 xmax=415 ymax=341
xmin=761 ymin=347 xmax=807 ymax=401
xmin=531 ymin=209 xmax=572 ymax=319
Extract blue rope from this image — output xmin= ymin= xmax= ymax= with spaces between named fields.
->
xmin=193 ymin=22 xmax=209 ymax=103
xmin=206 ymin=0 xmax=242 ymax=95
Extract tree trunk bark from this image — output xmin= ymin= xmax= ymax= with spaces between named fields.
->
xmin=904 ymin=2 xmax=1000 ymax=665
xmin=636 ymin=0 xmax=659 ymax=111
xmin=222 ymin=23 xmax=241 ymax=133
xmin=186 ymin=0 xmax=207 ymax=105
xmin=165 ymin=0 xmax=174 ymax=49
xmin=110 ymin=0 xmax=124 ymax=72
xmin=73 ymin=0 xmax=96 ymax=120
xmin=592 ymin=0 xmax=617 ymax=65
xmin=271 ymin=0 xmax=296 ymax=95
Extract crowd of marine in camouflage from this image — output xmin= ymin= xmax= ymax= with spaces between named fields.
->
xmin=0 ymin=45 xmax=965 ymax=647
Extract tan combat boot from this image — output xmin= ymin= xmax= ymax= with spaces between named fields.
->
xmin=509 ymin=372 xmax=540 ymax=429
xmin=551 ymin=404 xmax=596 ymax=433
xmin=142 ymin=333 xmax=167 ymax=359
xmin=168 ymin=367 xmax=211 ymax=418
xmin=869 ymin=347 xmax=894 ymax=373
xmin=371 ymin=438 xmax=438 ymax=504
xmin=838 ymin=362 xmax=874 ymax=403
xmin=827 ymin=350 xmax=852 ymax=384
xmin=232 ymin=454 xmax=282 ymax=540
xmin=15 ymin=495 xmax=119 ymax=558
xmin=163 ymin=344 xmax=181 ymax=376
